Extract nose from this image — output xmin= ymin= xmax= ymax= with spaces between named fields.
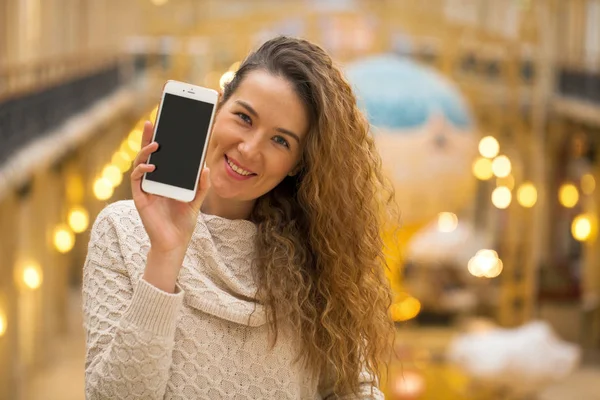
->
xmin=237 ymin=134 xmax=261 ymax=162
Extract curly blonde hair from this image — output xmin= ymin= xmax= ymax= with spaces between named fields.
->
xmin=221 ymin=36 xmax=396 ymax=395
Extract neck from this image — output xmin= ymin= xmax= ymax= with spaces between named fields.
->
xmin=201 ymin=188 xmax=256 ymax=221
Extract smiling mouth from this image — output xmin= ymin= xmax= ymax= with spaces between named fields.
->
xmin=225 ymin=155 xmax=257 ymax=177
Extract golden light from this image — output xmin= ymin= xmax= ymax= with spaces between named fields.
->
xmin=102 ymin=164 xmax=123 ymax=187
xmin=112 ymin=151 xmax=132 ymax=173
xmin=66 ymin=173 xmax=84 ymax=204
xmin=150 ymin=0 xmax=168 ymax=6
xmin=478 ymin=136 xmax=500 ymax=158
xmin=390 ymin=296 xmax=421 ymax=322
xmin=229 ymin=61 xmax=241 ymax=72
xmin=472 ymin=157 xmax=494 ymax=180
xmin=21 ymin=264 xmax=43 ymax=290
xmin=54 ymin=224 xmax=75 ymax=253
xmin=149 ymin=106 xmax=159 ymax=123
xmin=94 ymin=178 xmax=114 ymax=200
xmin=468 ymin=250 xmax=503 ymax=278
xmin=559 ymin=183 xmax=579 ymax=208
xmin=491 ymin=186 xmax=512 ymax=209
xmin=68 ymin=206 xmax=89 ymax=233
xmin=121 ymin=140 xmax=137 ymax=159
xmin=496 ymin=174 xmax=515 ymax=190
xmin=572 ymin=214 xmax=595 ymax=242
xmin=517 ymin=182 xmax=537 ymax=208
xmin=0 ymin=308 xmax=6 ymax=337
xmin=492 ymin=155 xmax=512 ymax=178
xmin=581 ymin=173 xmax=596 ymax=195
xmin=127 ymin=129 xmax=143 ymax=153
xmin=391 ymin=369 xmax=426 ymax=399
xmin=219 ymin=71 xmax=236 ymax=90
xmin=438 ymin=212 xmax=458 ymax=233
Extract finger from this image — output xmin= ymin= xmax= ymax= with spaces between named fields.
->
xmin=130 ymin=163 xmax=156 ymax=190
xmin=190 ymin=168 xmax=210 ymax=209
xmin=133 ymin=141 xmax=159 ymax=168
xmin=141 ymin=121 xmax=154 ymax=148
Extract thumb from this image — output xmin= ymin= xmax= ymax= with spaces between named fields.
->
xmin=190 ymin=167 xmax=210 ymax=210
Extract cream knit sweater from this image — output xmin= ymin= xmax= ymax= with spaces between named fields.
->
xmin=82 ymin=200 xmax=383 ymax=399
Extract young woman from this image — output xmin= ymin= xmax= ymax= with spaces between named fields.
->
xmin=83 ymin=36 xmax=395 ymax=399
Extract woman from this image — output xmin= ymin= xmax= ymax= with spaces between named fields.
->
xmin=83 ymin=36 xmax=395 ymax=399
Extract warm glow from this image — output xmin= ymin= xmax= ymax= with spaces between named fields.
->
xmin=472 ymin=157 xmax=494 ymax=180
xmin=468 ymin=250 xmax=503 ymax=278
xmin=102 ymin=164 xmax=123 ymax=187
xmin=22 ymin=264 xmax=43 ymax=290
xmin=559 ymin=183 xmax=579 ymax=208
xmin=127 ymin=129 xmax=143 ymax=153
xmin=149 ymin=106 xmax=158 ymax=123
xmin=478 ymin=136 xmax=500 ymax=158
xmin=68 ymin=206 xmax=89 ymax=233
xmin=390 ymin=296 xmax=421 ymax=322
xmin=229 ymin=61 xmax=241 ymax=72
xmin=54 ymin=225 xmax=75 ymax=253
xmin=581 ymin=174 xmax=596 ymax=195
xmin=517 ymin=182 xmax=537 ymax=208
xmin=492 ymin=186 xmax=512 ymax=209
xmin=219 ymin=71 xmax=236 ymax=90
xmin=438 ymin=212 xmax=458 ymax=233
xmin=112 ymin=151 xmax=132 ymax=173
xmin=496 ymin=174 xmax=515 ymax=190
xmin=572 ymin=214 xmax=594 ymax=242
xmin=121 ymin=140 xmax=137 ymax=158
xmin=94 ymin=178 xmax=114 ymax=200
xmin=151 ymin=0 xmax=168 ymax=6
xmin=0 ymin=309 xmax=6 ymax=337
xmin=492 ymin=155 xmax=512 ymax=178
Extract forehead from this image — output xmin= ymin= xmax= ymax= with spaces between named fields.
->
xmin=229 ymin=70 xmax=309 ymax=138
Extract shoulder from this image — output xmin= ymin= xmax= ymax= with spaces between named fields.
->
xmin=91 ymin=200 xmax=141 ymax=236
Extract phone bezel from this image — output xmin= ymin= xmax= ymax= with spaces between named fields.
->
xmin=141 ymin=80 xmax=219 ymax=203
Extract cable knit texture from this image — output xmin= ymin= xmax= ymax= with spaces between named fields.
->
xmin=82 ymin=200 xmax=383 ymax=399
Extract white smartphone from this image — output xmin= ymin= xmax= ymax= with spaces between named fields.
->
xmin=141 ymin=80 xmax=219 ymax=202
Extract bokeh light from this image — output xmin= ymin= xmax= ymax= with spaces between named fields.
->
xmin=112 ymin=151 xmax=132 ymax=173
xmin=472 ymin=157 xmax=494 ymax=180
xmin=94 ymin=178 xmax=114 ymax=200
xmin=127 ymin=128 xmax=143 ymax=153
xmin=572 ymin=214 xmax=595 ymax=242
xmin=54 ymin=224 xmax=75 ymax=253
xmin=20 ymin=264 xmax=43 ymax=290
xmin=102 ymin=164 xmax=123 ymax=187
xmin=517 ymin=182 xmax=537 ymax=208
xmin=581 ymin=173 xmax=596 ymax=195
xmin=438 ymin=212 xmax=458 ymax=233
xmin=219 ymin=71 xmax=236 ymax=89
xmin=559 ymin=183 xmax=579 ymax=208
xmin=478 ymin=136 xmax=500 ymax=158
xmin=492 ymin=186 xmax=512 ymax=209
xmin=68 ymin=206 xmax=89 ymax=233
xmin=491 ymin=155 xmax=512 ymax=178
xmin=0 ymin=308 xmax=6 ymax=337
xmin=390 ymin=295 xmax=421 ymax=322
xmin=468 ymin=250 xmax=503 ymax=278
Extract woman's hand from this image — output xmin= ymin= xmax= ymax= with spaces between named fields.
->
xmin=131 ymin=121 xmax=210 ymax=291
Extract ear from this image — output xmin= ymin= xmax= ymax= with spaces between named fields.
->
xmin=288 ymin=165 xmax=301 ymax=177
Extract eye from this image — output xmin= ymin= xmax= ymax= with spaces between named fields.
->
xmin=273 ymin=135 xmax=290 ymax=148
xmin=236 ymin=112 xmax=252 ymax=125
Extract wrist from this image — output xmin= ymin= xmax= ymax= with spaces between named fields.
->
xmin=143 ymin=248 xmax=186 ymax=293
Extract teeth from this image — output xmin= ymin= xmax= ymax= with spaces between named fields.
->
xmin=227 ymin=157 xmax=252 ymax=176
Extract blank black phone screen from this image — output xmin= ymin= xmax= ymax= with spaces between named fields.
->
xmin=145 ymin=93 xmax=214 ymax=190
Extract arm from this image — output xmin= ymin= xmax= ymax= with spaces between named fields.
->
xmin=82 ymin=206 xmax=184 ymax=400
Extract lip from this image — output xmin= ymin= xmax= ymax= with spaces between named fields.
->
xmin=224 ymin=155 xmax=256 ymax=181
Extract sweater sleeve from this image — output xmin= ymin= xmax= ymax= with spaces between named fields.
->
xmin=82 ymin=205 xmax=184 ymax=400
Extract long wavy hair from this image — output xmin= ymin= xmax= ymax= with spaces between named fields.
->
xmin=221 ymin=36 xmax=396 ymax=395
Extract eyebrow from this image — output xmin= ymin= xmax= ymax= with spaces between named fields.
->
xmin=235 ymin=100 xmax=301 ymax=143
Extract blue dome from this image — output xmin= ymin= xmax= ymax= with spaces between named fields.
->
xmin=345 ymin=55 xmax=473 ymax=130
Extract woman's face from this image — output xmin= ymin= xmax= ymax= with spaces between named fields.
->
xmin=206 ymin=70 xmax=309 ymax=201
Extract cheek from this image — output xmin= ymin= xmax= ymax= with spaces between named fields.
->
xmin=264 ymin=154 xmax=296 ymax=180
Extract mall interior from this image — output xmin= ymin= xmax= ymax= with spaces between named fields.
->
xmin=1 ymin=0 xmax=600 ymax=399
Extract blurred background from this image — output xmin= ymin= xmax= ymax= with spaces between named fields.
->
xmin=1 ymin=0 xmax=599 ymax=399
